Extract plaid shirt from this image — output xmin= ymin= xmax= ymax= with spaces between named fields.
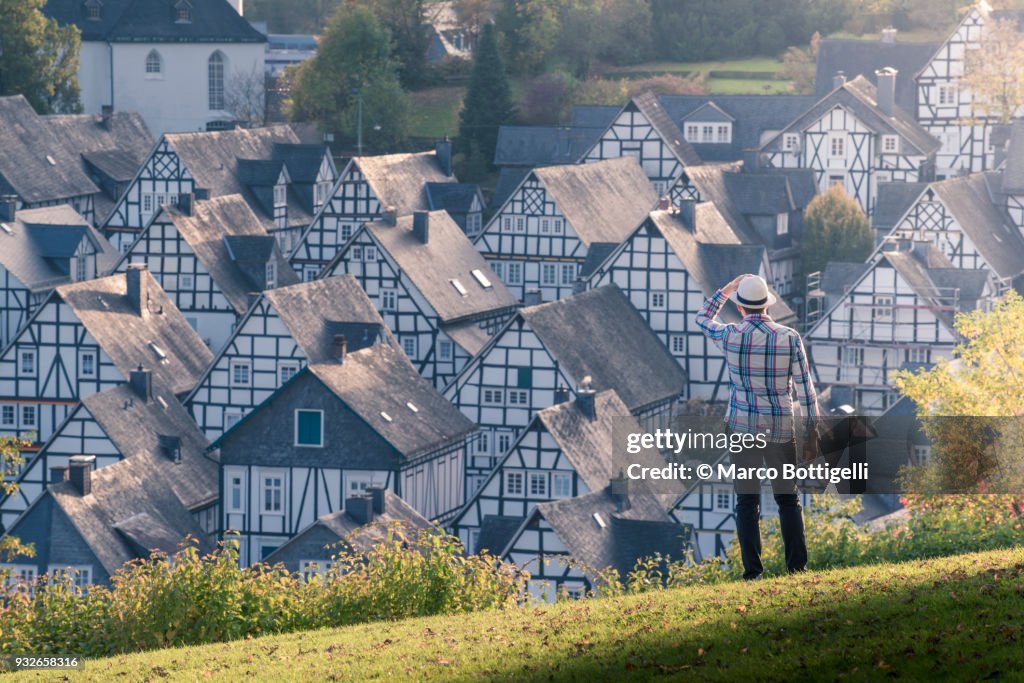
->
xmin=696 ymin=290 xmax=819 ymax=442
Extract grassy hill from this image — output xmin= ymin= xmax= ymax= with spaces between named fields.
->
xmin=19 ymin=547 xmax=1024 ymax=681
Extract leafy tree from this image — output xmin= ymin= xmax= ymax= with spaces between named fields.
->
xmin=800 ymin=184 xmax=874 ymax=281
xmin=287 ymin=4 xmax=411 ymax=149
xmin=895 ymin=292 xmax=1024 ymax=494
xmin=450 ymin=0 xmax=492 ymax=51
xmin=962 ymin=18 xmax=1024 ymax=124
xmin=0 ymin=435 xmax=34 ymax=564
xmin=355 ymin=0 xmax=431 ymax=88
xmin=245 ymin=0 xmax=341 ymax=33
xmin=779 ymin=32 xmax=820 ymax=95
xmin=520 ymin=71 xmax=577 ymax=125
xmin=457 ymin=23 xmax=515 ymax=168
xmin=0 ymin=0 xmax=81 ymax=114
xmin=494 ymin=0 xmax=560 ymax=75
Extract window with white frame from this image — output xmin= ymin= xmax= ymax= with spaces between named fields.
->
xmin=227 ymin=473 xmax=244 ymax=512
xmin=872 ymin=295 xmax=894 ymax=321
xmin=340 ymin=224 xmax=353 ymax=243
xmin=783 ymin=133 xmax=799 ymax=151
xmin=714 ymin=486 xmax=732 ymax=511
xmin=474 ymin=431 xmax=490 ymax=455
xmin=701 ymin=125 xmax=714 ymax=142
xmin=438 ymin=340 xmax=454 ymax=361
xmin=19 ymin=349 xmax=36 ymax=376
xmin=528 ymin=472 xmax=547 ymax=496
xmin=300 ymin=560 xmax=333 ymax=580
xmin=776 ymin=212 xmax=789 ymax=236
xmin=489 ymin=261 xmax=504 ymax=280
xmin=515 ymin=217 xmax=525 ymax=233
xmin=3 ymin=565 xmax=37 ymax=591
xmin=829 ymin=133 xmax=845 ymax=158
xmin=364 ymin=246 xmax=377 ymax=262
xmin=295 ymin=409 xmax=324 ymax=447
xmin=911 ymin=444 xmax=932 ymax=466
xmin=905 ymin=348 xmax=930 ymax=365
xmin=685 ymin=124 xmax=699 ymax=140
xmin=79 ymin=350 xmax=96 ymax=378
xmin=143 ymin=194 xmax=153 ymax=213
xmin=273 ymin=184 xmax=286 ymax=208
xmin=482 ymin=388 xmax=503 ymax=405
xmin=380 ymin=288 xmax=398 ymax=311
xmin=553 ymin=219 xmax=563 ymax=233
xmin=75 ymin=255 xmax=88 ymax=281
xmin=505 ymin=262 xmax=523 ymax=285
xmin=716 ymin=124 xmax=731 ymax=143
xmin=48 ymin=565 xmax=92 ymax=591
xmin=266 ymin=260 xmax=277 ymax=289
xmin=278 ymin=361 xmax=300 ymax=384
xmin=505 ymin=471 xmax=524 ymax=496
xmin=937 ymin=83 xmax=957 ymax=106
xmin=508 ymin=389 xmax=528 ymax=405
xmin=497 ymin=432 xmax=511 ymax=454
xmin=1 ymin=406 xmax=14 ymax=426
xmin=261 ymin=473 xmax=284 ymax=514
xmin=881 ymin=135 xmax=898 ymax=153
xmin=540 ymin=218 xmax=550 ymax=233
xmin=649 ymin=292 xmax=667 ymax=309
xmin=145 ymin=50 xmax=162 ymax=75
xmin=561 ymin=263 xmax=576 ymax=285
xmin=402 ymin=336 xmax=417 ymax=358
xmin=230 ymin=360 xmax=252 ymax=387
xmin=224 ymin=411 xmax=243 ymax=431
xmin=541 ymin=263 xmax=557 ymax=285
xmin=553 ymin=473 xmax=572 ymax=498
xmin=670 ymin=335 xmax=685 ymax=355
xmin=502 ymin=216 xmax=512 ymax=230
xmin=208 ymin=51 xmax=225 ymax=110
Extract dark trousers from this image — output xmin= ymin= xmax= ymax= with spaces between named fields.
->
xmin=732 ymin=438 xmax=808 ymax=580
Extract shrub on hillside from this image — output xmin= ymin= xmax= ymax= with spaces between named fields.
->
xmin=0 ymin=526 xmax=525 ymax=657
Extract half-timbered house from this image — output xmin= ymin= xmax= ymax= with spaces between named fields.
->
xmin=914 ymin=3 xmax=1024 ymax=177
xmin=290 ymin=143 xmax=456 ymax=279
xmin=758 ymin=73 xmax=939 ymax=215
xmin=114 ymin=193 xmax=300 ymax=351
xmin=0 ymin=266 xmax=212 ymax=447
xmin=321 ymin=210 xmax=517 ymax=389
xmin=0 ymin=97 xmax=152 ymax=228
xmin=185 ymin=275 xmax=393 ymax=439
xmin=450 ymin=388 xmax=676 ymax=555
xmin=476 ymin=157 xmax=658 ymax=302
xmin=0 ymin=452 xmax=214 ymax=588
xmin=872 ymin=174 xmax=1024 ymax=295
xmin=213 ymin=344 xmax=476 ymax=565
xmin=1000 ymin=121 xmax=1024 ymax=231
xmin=579 ymin=91 xmax=702 ymax=202
xmin=443 ymin=285 xmax=686 ymax=489
xmin=806 ymin=240 xmax=993 ymax=413
xmin=0 ymin=368 xmax=216 ymax=535
xmin=262 ymin=488 xmax=433 ymax=575
xmin=0 ymin=203 xmax=120 ymax=349
xmin=101 ymin=125 xmax=333 ymax=253
xmin=500 ymin=480 xmax=695 ymax=600
xmin=585 ymin=206 xmax=792 ymax=402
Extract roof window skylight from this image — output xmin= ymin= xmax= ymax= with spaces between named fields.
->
xmin=449 ymin=278 xmax=468 ymax=296
xmin=471 ymin=269 xmax=492 ymax=288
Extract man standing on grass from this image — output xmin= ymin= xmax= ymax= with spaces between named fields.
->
xmin=695 ymin=274 xmax=819 ymax=580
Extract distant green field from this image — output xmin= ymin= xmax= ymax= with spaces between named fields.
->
xmin=827 ymin=28 xmax=946 ymax=43
xmin=707 ymin=78 xmax=792 ymax=95
xmin=26 ymin=548 xmax=1024 ymax=682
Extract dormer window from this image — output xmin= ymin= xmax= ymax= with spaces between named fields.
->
xmin=84 ymin=0 xmax=102 ymax=20
xmin=174 ymin=0 xmax=192 ymax=23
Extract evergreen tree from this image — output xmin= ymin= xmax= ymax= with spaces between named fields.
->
xmin=0 ymin=0 xmax=82 ymax=113
xmin=457 ymin=23 xmax=515 ymax=168
xmin=801 ymin=184 xmax=874 ymax=283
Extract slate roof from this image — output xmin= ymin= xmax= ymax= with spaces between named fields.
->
xmin=882 ymin=242 xmax=989 ymax=327
xmin=871 ymin=181 xmax=928 ymax=232
xmin=930 ymin=173 xmax=1024 ymax=280
xmin=476 ymin=515 xmax=525 ymax=555
xmin=55 ymin=270 xmax=214 ymax=395
xmin=0 ymin=96 xmax=100 ymax=204
xmin=525 ymin=157 xmax=658 ymax=245
xmin=146 ymin=195 xmax=299 ymax=314
xmin=570 ymin=105 xmax=621 ymax=133
xmin=438 ymin=319 xmax=491 ymax=357
xmin=0 ymin=205 xmax=119 ymax=292
xmin=723 ymin=173 xmax=794 ymax=215
xmin=162 ymin=125 xmax=311 ymax=229
xmin=658 ymin=94 xmax=817 ymax=162
xmin=308 ymin=345 xmax=477 ymax=459
xmin=260 ymin=276 xmax=394 ymax=363
xmin=518 ymin=286 xmax=686 ymax=411
xmin=43 ymin=0 xmax=266 ymax=43
xmin=629 ymin=91 xmax=702 ymax=167
xmin=79 ymin=381 xmax=216 ymax=510
xmin=814 ymin=38 xmax=938 ymax=111
xmin=1001 ymin=120 xmax=1024 ymax=194
xmin=349 ymin=211 xmax=517 ymax=322
xmin=492 ymin=125 xmax=601 ymax=167
xmin=819 ymin=261 xmax=869 ymax=298
xmin=47 ymin=452 xmax=214 ymax=578
xmin=353 ymin=152 xmax=454 ymax=215
xmin=263 ymin=489 xmax=433 ymax=565
xmin=425 ymin=183 xmax=482 ymax=215
xmin=520 ymin=484 xmax=693 ymax=579
xmin=682 ymin=163 xmax=766 ymax=245
xmin=761 ymin=76 xmax=940 ymax=157
xmin=491 ymin=167 xmax=531 ymax=209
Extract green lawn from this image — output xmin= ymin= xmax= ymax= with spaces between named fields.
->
xmin=706 ymin=78 xmax=791 ymax=95
xmin=605 ymin=57 xmax=784 ymax=76
xmin=22 ymin=547 xmax=1024 ymax=681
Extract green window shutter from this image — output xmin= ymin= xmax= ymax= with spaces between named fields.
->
xmin=517 ymin=368 xmax=532 ymax=388
xmin=296 ymin=411 xmax=322 ymax=445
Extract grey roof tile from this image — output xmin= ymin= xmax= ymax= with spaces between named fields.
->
xmin=814 ymin=38 xmax=938 ymax=110
xmin=44 ymin=0 xmax=266 ymax=43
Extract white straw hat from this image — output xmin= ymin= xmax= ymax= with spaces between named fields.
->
xmin=729 ymin=275 xmax=776 ymax=308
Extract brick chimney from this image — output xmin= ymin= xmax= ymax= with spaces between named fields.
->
xmin=129 ymin=365 xmax=153 ymax=402
xmin=346 ymin=495 xmax=375 ymax=525
xmin=125 ymin=264 xmax=149 ymax=318
xmin=875 ymin=67 xmax=897 ymax=117
xmin=657 ymin=197 xmax=671 ymax=211
xmin=68 ymin=455 xmax=96 ymax=496
xmin=330 ymin=334 xmax=347 ymax=363
xmin=412 ymin=210 xmax=430 ymax=243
